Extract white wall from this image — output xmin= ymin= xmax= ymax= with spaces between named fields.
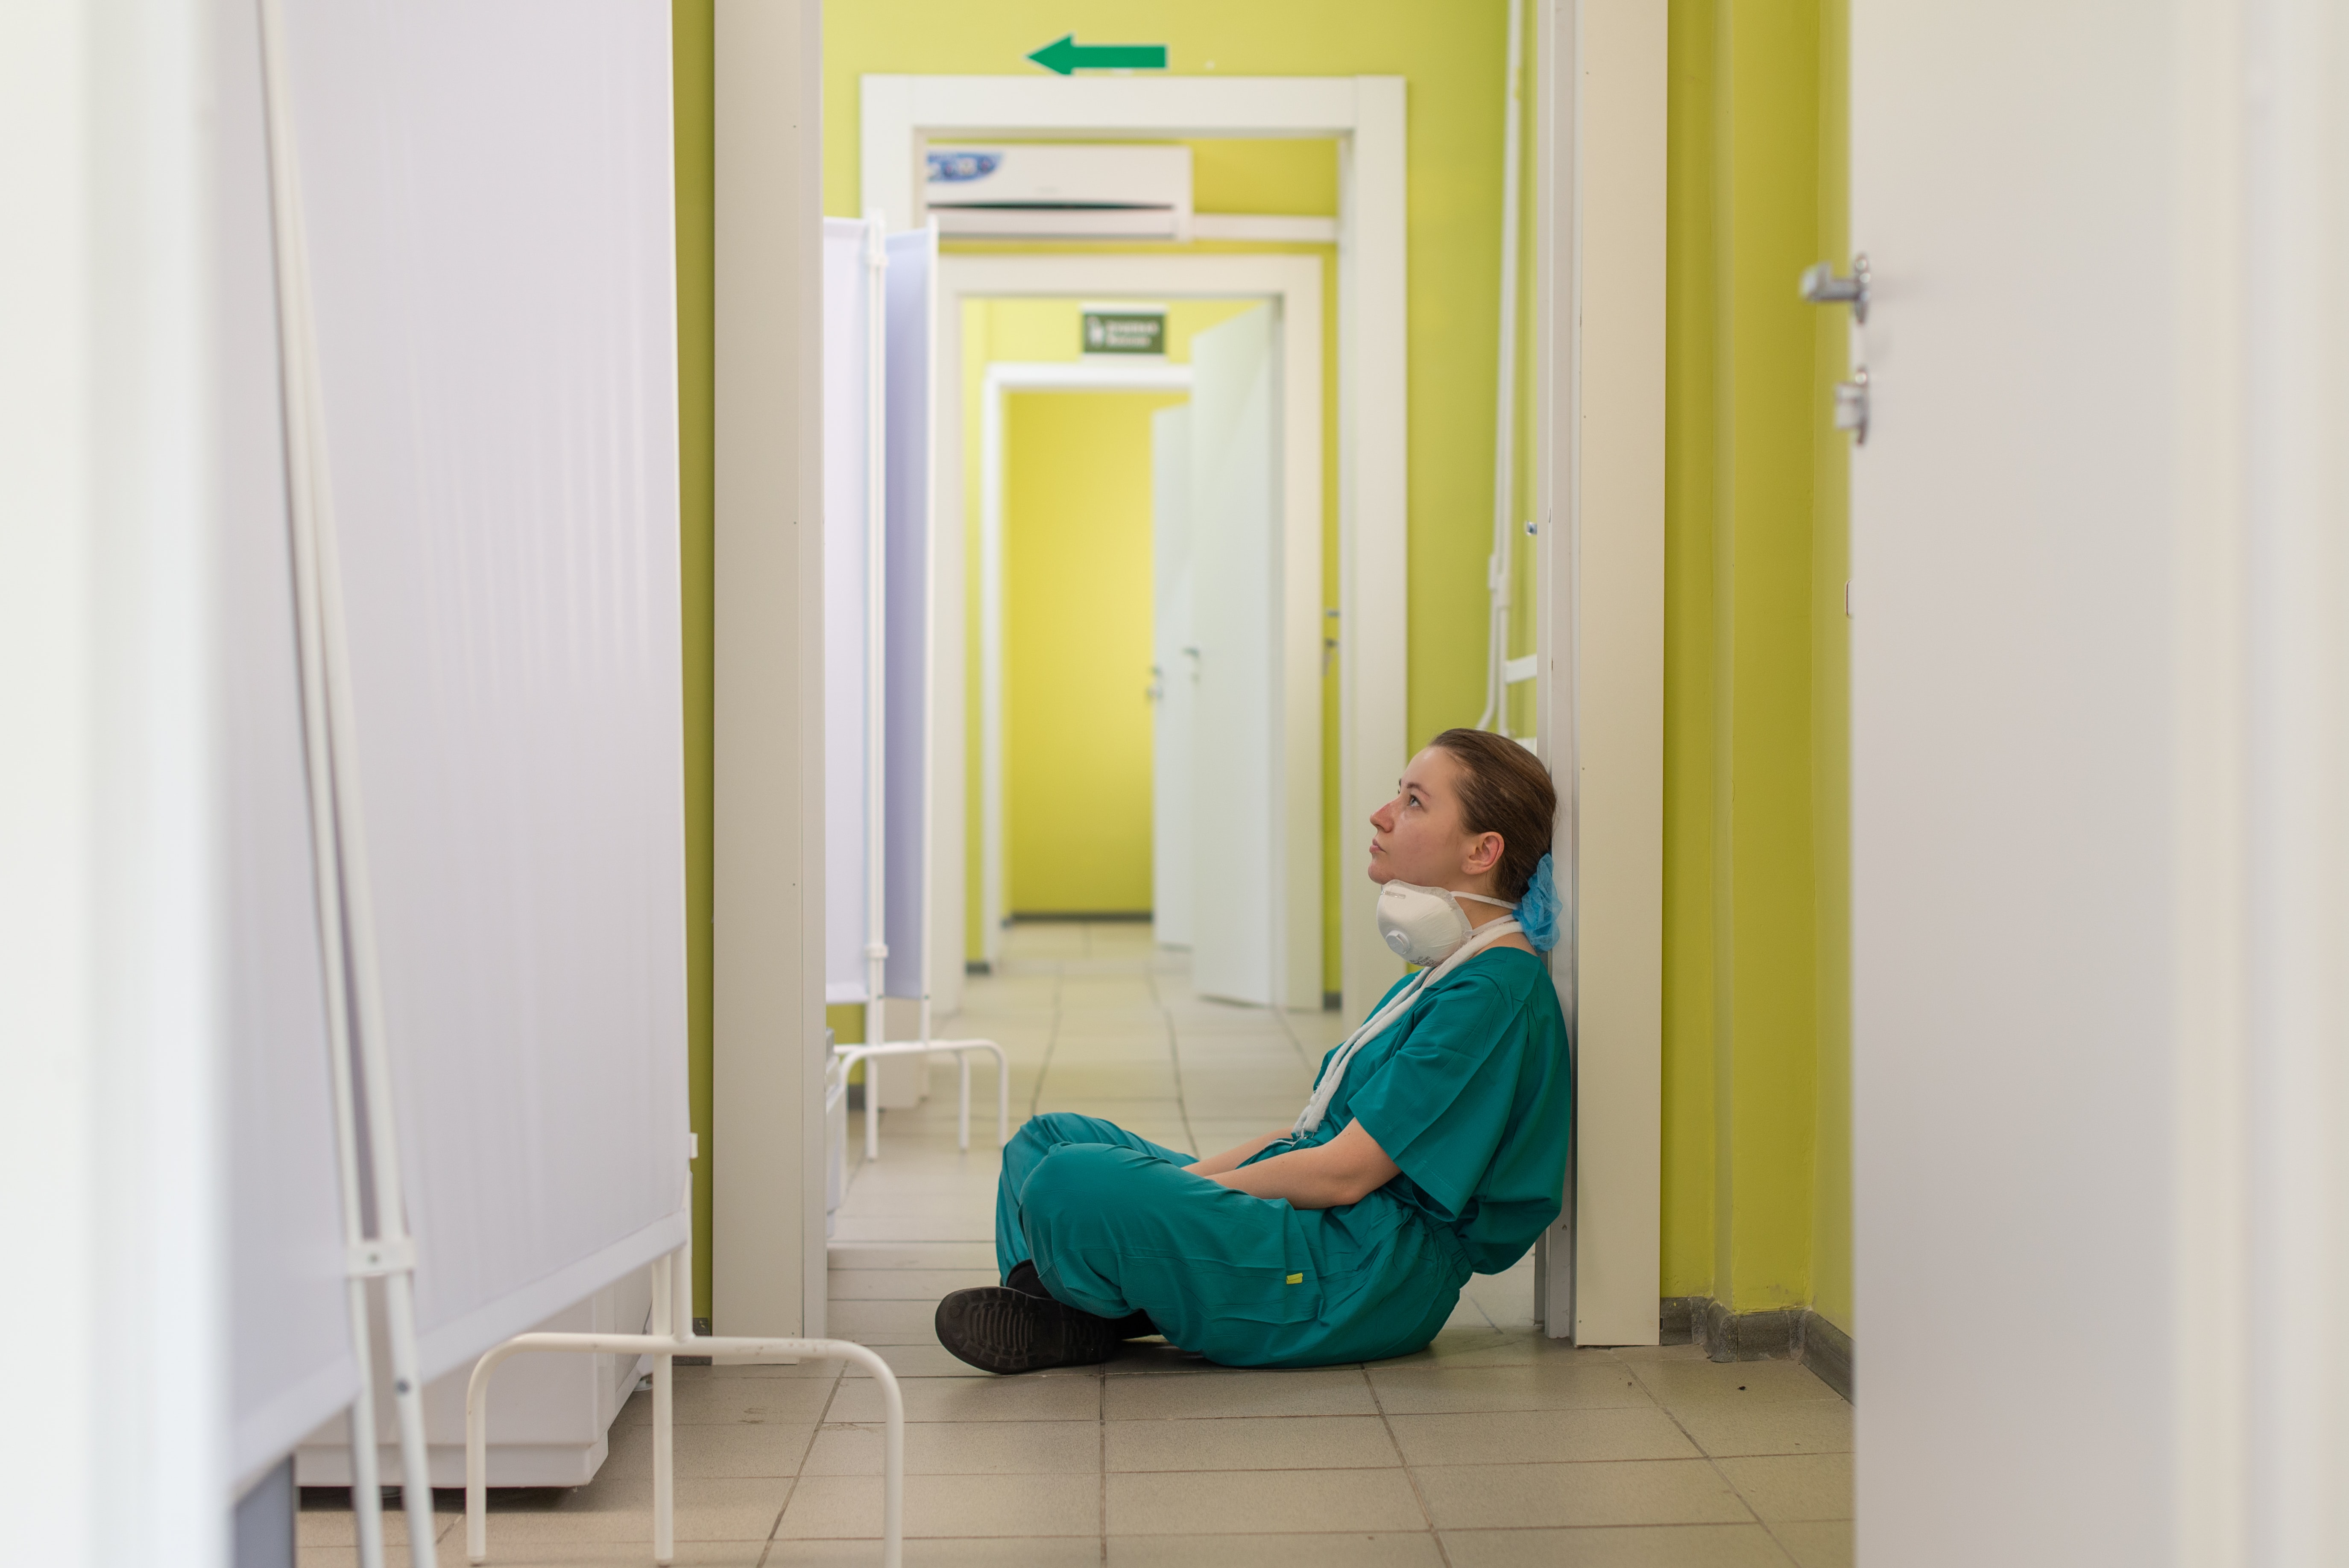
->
xmin=0 ymin=2 xmax=225 ymax=1562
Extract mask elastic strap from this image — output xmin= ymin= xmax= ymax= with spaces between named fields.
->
xmin=1453 ymin=890 xmax=1516 ymax=909
xmin=1288 ymin=916 xmax=1524 ymax=1138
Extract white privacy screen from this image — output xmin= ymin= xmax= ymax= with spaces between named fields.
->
xmin=220 ymin=0 xmax=357 ymax=1483
xmin=823 ymin=219 xmax=876 ymax=1006
xmin=285 ymin=0 xmax=689 ymax=1382
xmin=882 ymin=227 xmax=934 ymax=1001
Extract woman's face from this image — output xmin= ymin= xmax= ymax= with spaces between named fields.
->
xmin=1368 ymin=747 xmax=1503 ymax=891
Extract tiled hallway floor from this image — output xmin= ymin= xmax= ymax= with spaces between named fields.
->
xmin=303 ymin=922 xmax=1852 ymax=1567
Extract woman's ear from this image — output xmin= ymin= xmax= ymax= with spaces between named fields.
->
xmin=1462 ymin=832 xmax=1505 ymax=877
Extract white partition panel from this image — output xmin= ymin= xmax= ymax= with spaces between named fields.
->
xmin=882 ymin=226 xmax=935 ymax=1002
xmin=220 ymin=0 xmax=356 ymax=1482
xmin=284 ymin=0 xmax=688 ymax=1382
xmin=822 ymin=217 xmax=877 ymax=1007
xmin=1151 ymin=406 xmax=1196 ymax=950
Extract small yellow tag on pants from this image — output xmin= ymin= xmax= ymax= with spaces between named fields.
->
xmin=1286 ymin=1273 xmax=1303 ymax=1284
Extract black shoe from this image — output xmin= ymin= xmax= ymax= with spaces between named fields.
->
xmin=1004 ymin=1262 xmax=1157 ymax=1340
xmin=934 ymin=1287 xmax=1120 ymax=1374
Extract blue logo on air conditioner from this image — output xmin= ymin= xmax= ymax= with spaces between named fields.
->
xmin=926 ymin=151 xmax=1001 ymax=184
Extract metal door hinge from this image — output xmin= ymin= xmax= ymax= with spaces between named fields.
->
xmin=1833 ymin=367 xmax=1871 ymax=445
xmin=1799 ymin=252 xmax=1869 ymax=324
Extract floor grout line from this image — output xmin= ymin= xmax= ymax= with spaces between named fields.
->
xmin=1608 ymin=1349 xmax=1808 ymax=1564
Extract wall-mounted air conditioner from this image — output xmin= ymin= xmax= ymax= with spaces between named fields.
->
xmin=923 ymin=144 xmax=1192 ymax=241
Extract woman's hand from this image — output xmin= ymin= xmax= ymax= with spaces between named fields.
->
xmin=1183 ymin=1129 xmax=1288 ymax=1178
xmin=1201 ymin=1120 xmax=1400 ymax=1210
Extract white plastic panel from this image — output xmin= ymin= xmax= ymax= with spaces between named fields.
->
xmin=283 ymin=0 xmax=688 ymax=1384
xmin=1150 ymin=406 xmax=1196 ymax=949
xmin=822 ymin=217 xmax=876 ymax=1006
xmin=882 ymin=226 xmax=934 ymax=1001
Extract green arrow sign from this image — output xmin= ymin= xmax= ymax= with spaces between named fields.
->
xmin=1026 ymin=34 xmax=1169 ymax=75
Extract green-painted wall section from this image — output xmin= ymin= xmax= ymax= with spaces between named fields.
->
xmin=1662 ymin=0 xmax=1851 ymax=1333
xmin=671 ymin=0 xmax=714 ymax=1317
xmin=1004 ymin=391 xmax=1188 ymax=913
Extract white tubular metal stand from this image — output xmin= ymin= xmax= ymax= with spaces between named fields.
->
xmin=463 ymin=1271 xmax=906 ymax=1568
xmin=258 ymin=2 xmax=438 ymax=1560
xmin=833 ymin=1037 xmax=1008 ymax=1157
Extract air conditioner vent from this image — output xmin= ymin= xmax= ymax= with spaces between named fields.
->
xmin=922 ymin=144 xmax=1192 ymax=241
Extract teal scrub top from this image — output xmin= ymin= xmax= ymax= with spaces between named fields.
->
xmin=1262 ymin=947 xmax=1572 ymax=1274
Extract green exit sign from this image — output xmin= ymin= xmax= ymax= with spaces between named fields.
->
xmin=1083 ymin=309 xmax=1165 ymax=356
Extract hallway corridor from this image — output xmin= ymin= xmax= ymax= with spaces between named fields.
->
xmin=302 ymin=923 xmax=1853 ymax=1565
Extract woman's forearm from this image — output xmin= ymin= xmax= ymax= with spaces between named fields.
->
xmin=1183 ymin=1129 xmax=1288 ymax=1178
xmin=1203 ymin=1122 xmax=1401 ymax=1210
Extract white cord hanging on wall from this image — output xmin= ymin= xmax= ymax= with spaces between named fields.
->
xmin=1479 ymin=0 xmax=1531 ymax=737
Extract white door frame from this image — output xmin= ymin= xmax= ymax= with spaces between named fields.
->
xmin=947 ymin=257 xmax=1323 ymax=1011
xmin=975 ymin=359 xmax=1192 ymax=954
xmin=1534 ymin=2 xmax=1668 ymax=1344
xmin=864 ymin=73 xmax=1402 ymax=1015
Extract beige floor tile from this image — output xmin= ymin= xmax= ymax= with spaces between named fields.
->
xmin=827 ymin=1298 xmax=948 ymax=1345
xmin=1673 ymin=1398 xmax=1853 ymax=1457
xmin=1108 ymin=1532 xmax=1444 ymax=1568
xmin=803 ymin=1418 xmax=1101 ymax=1476
xmin=1376 ymin=1327 xmax=1558 ymax=1369
xmin=1030 ymin=1093 xmax=1188 ymax=1120
xmin=477 ymin=1477 xmax=789 ymax=1544
xmin=1104 ymin=1367 xmax=1377 ymax=1420
xmin=1106 ymin=1467 xmax=1426 ymax=1535
xmin=1608 ymin=1343 xmax=1711 ymax=1362
xmin=827 ymin=1369 xmax=1101 ymax=1424
xmin=779 ymin=1470 xmax=1101 ymax=1539
xmin=829 ymin=1215 xmax=996 ymax=1243
xmin=841 ymin=1342 xmax=991 ymax=1378
xmin=1771 ymin=1518 xmax=1856 ymax=1568
xmin=1048 ymin=1037 xmax=1178 ymax=1064
xmin=1628 ymin=1359 xmax=1845 ymax=1409
xmin=615 ymin=1376 xmax=835 ymax=1427
xmin=1039 ymin=1062 xmax=1183 ymax=1099
xmin=1444 ymin=1299 xmax=1499 ymax=1331
xmin=829 ymin=1241 xmax=999 ymax=1270
xmin=1440 ymin=1523 xmax=1797 ymax=1568
xmin=1368 ymin=1359 xmax=1656 ymax=1414
xmin=295 ymin=1501 xmax=457 ymax=1547
xmin=663 ymin=1419 xmax=821 ymax=1479
xmin=302 ymin=1539 xmax=775 ymax=1568
xmin=829 ymin=1267 xmax=995 ymax=1300
xmin=770 ymin=1539 xmax=1101 ymax=1568
xmin=1388 ymin=1407 xmax=1700 ymax=1466
xmin=683 ymin=1357 xmax=844 ymax=1380
xmin=1412 ymin=1459 xmax=1754 ymax=1530
xmin=1712 ymin=1454 xmax=1853 ymax=1522
xmin=1105 ymin=1413 xmax=1400 ymax=1471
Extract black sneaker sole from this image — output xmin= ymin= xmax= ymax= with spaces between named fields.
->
xmin=934 ymin=1287 xmax=1119 ymax=1375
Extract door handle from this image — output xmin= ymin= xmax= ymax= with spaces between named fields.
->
xmin=1799 ymin=253 xmax=1869 ymax=324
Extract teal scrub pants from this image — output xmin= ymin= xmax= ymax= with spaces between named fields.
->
xmin=996 ymin=1112 xmax=1472 ymax=1368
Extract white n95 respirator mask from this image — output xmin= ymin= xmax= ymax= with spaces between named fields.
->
xmin=1376 ymin=880 xmax=1515 ymax=965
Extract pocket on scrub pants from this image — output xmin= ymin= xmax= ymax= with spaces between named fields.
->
xmin=1181 ymin=1258 xmax=1326 ymax=1327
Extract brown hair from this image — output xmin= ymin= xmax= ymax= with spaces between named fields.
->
xmin=1426 ymin=728 xmax=1557 ymax=902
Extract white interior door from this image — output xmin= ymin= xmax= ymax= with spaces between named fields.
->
xmin=1186 ymin=304 xmax=1283 ymax=1006
xmin=1850 ymin=4 xmax=2218 ymax=1560
xmin=1150 ymin=405 xmax=1195 ymax=949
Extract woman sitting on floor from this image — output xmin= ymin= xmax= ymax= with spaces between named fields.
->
xmin=934 ymin=727 xmax=1572 ymax=1372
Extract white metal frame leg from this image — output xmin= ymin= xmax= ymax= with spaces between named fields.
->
xmin=834 ymin=1038 xmax=1008 ymax=1158
xmin=465 ymin=1266 xmax=904 ymax=1568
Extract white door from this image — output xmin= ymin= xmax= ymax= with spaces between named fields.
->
xmin=1149 ymin=405 xmax=1195 ymax=949
xmin=1845 ymin=4 xmax=2308 ymax=1561
xmin=1186 ymin=304 xmax=1283 ymax=1006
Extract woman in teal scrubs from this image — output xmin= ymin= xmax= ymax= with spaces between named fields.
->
xmin=935 ymin=728 xmax=1571 ymax=1372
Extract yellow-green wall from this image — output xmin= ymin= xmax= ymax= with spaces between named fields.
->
xmin=670 ymin=1 xmax=1850 ymax=1331
xmin=1661 ymin=0 xmax=1851 ymax=1335
xmin=1002 ymin=391 xmax=1186 ymax=913
xmin=672 ymin=0 xmax=713 ymax=1317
